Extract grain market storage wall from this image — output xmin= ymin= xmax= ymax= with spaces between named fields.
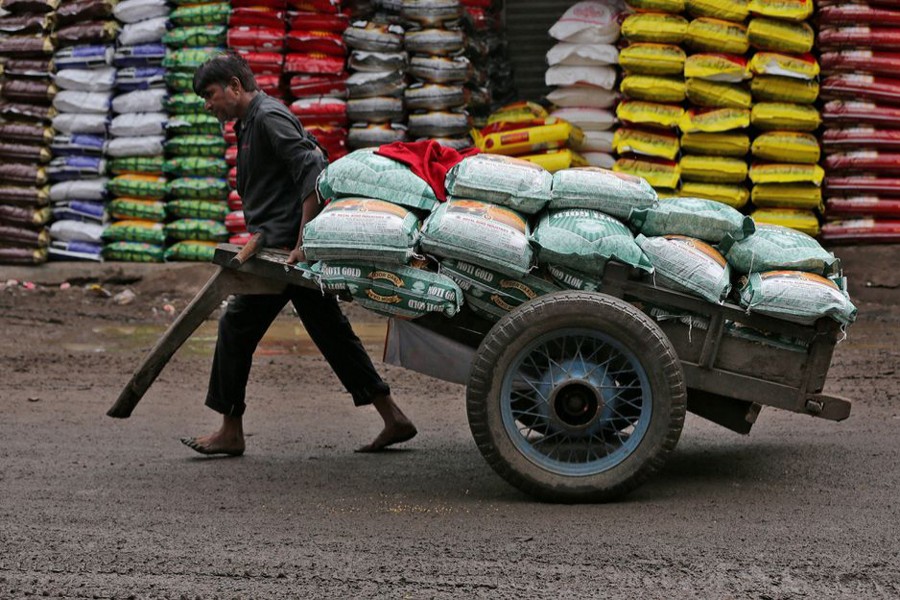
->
xmin=504 ymin=0 xmax=568 ymax=101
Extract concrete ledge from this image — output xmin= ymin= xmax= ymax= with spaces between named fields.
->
xmin=0 ymin=261 xmax=217 ymax=286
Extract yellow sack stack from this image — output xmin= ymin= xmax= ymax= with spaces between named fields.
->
xmin=676 ymin=1 xmax=753 ymax=207
xmin=611 ymin=0 xmax=822 ymax=235
xmin=746 ymin=0 xmax=822 ymax=235
xmin=616 ymin=3 xmax=688 ymax=196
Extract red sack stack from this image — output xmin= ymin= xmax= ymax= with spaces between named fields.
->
xmin=225 ymin=1 xmax=289 ymax=243
xmin=228 ymin=1 xmax=287 ymax=100
xmin=285 ymin=0 xmax=350 ymax=160
xmin=819 ymin=1 xmax=900 ymax=243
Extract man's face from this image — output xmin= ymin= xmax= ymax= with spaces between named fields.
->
xmin=202 ymin=79 xmax=240 ymax=122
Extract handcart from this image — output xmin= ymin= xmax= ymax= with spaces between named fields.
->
xmin=108 ymin=243 xmax=852 ymax=503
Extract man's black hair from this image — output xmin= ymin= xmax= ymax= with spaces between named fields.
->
xmin=193 ymin=52 xmax=259 ymax=97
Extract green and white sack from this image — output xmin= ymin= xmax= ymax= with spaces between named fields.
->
xmin=165 ymin=93 xmax=206 ymax=115
xmin=550 ymin=167 xmax=658 ymax=219
xmin=302 ymin=198 xmax=421 ymax=264
xmin=440 ymin=258 xmax=560 ymax=321
xmin=163 ymin=48 xmax=221 ymax=71
xmin=444 ymin=154 xmax=552 ymax=215
xmin=547 ymin=264 xmax=603 ymax=292
xmin=109 ymin=198 xmax=166 ymax=222
xmin=311 ymin=261 xmax=463 ymax=319
xmin=109 ymin=156 xmax=163 ymax=176
xmin=720 ymin=223 xmax=840 ymax=275
xmin=419 ymin=199 xmax=533 ymax=277
xmin=102 ymin=220 xmax=166 ymax=245
xmin=166 ymin=113 xmax=222 ymax=136
xmin=532 ymin=209 xmax=653 ymax=276
xmin=169 ymin=3 xmax=231 ymax=27
xmin=738 ymin=271 xmax=857 ymax=326
xmin=636 ymin=234 xmax=732 ymax=303
xmin=630 ymin=196 xmax=755 ymax=243
xmin=317 ymin=148 xmax=439 ymax=211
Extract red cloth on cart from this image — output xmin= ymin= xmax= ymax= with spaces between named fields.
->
xmin=375 ymin=140 xmax=479 ymax=202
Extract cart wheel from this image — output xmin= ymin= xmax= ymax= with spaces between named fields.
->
xmin=466 ymin=291 xmax=686 ymax=503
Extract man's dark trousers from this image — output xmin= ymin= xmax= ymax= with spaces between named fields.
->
xmin=206 ymin=286 xmax=390 ymax=417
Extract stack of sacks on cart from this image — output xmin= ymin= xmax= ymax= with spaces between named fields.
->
xmin=296 ymin=142 xmax=856 ymax=343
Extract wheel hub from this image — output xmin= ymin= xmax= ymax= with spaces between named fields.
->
xmin=550 ymin=380 xmax=602 ymax=428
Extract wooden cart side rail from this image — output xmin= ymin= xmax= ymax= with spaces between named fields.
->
xmin=597 ymin=262 xmax=849 ymax=421
xmin=211 ymin=245 xmax=846 ymax=422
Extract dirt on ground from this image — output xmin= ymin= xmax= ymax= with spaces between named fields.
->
xmin=1 ymin=246 xmax=899 ymax=599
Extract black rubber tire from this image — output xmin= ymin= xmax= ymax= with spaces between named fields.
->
xmin=466 ymin=291 xmax=686 ymax=503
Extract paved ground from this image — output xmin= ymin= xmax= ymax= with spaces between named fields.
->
xmin=1 ymin=246 xmax=898 ymax=599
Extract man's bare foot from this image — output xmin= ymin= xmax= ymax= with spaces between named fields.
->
xmin=355 ymin=421 xmax=418 ymax=453
xmin=356 ymin=394 xmax=417 ymax=453
xmin=181 ymin=415 xmax=245 ymax=457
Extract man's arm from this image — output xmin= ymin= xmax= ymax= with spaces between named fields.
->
xmin=286 ymin=189 xmax=321 ymax=265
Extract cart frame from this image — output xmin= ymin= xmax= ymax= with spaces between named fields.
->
xmin=107 ymin=244 xmax=852 ymax=500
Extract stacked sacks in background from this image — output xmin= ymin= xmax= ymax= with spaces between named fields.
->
xmin=342 ymin=8 xmax=408 ymax=150
xmin=744 ymin=0 xmax=821 ymax=237
xmin=224 ymin=0 xmax=279 ymax=248
xmin=161 ymin=0 xmax=229 ymax=262
xmin=615 ymin=2 xmax=687 ymax=194
xmin=222 ymin=119 xmax=246 ymax=245
xmin=401 ymin=0 xmax=473 ymax=150
xmin=50 ymin=3 xmax=121 ymax=262
xmin=545 ymin=0 xmax=622 ymax=170
xmin=285 ymin=0 xmax=350 ymax=160
xmin=458 ymin=0 xmax=512 ymax=129
xmin=0 ymin=0 xmax=57 ymax=264
xmin=817 ymin=1 xmax=900 ymax=244
xmin=100 ymin=0 xmax=172 ymax=263
xmin=614 ymin=0 xmax=823 ymax=232
xmin=679 ymin=2 xmax=755 ymax=205
xmin=471 ymin=101 xmax=585 ymax=174
xmin=227 ymin=0 xmax=283 ymax=99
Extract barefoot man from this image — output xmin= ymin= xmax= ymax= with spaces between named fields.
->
xmin=180 ymin=53 xmax=417 ymax=456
